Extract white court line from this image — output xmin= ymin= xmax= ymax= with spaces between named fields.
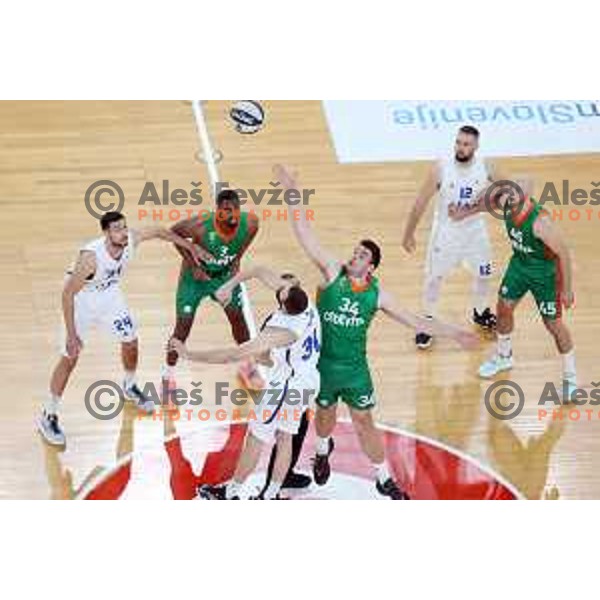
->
xmin=74 ymin=418 xmax=525 ymax=500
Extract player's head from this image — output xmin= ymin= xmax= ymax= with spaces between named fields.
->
xmin=277 ymin=284 xmax=309 ymax=316
xmin=346 ymin=239 xmax=382 ymax=278
xmin=100 ymin=211 xmax=128 ymax=246
xmin=276 ymin=273 xmax=301 ymax=308
xmin=454 ymin=125 xmax=480 ymax=163
xmin=216 ymin=189 xmax=241 ymax=227
xmin=281 ymin=272 xmax=300 ymax=287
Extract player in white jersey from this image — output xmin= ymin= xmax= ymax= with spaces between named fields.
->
xmin=170 ymin=266 xmax=321 ymax=500
xmin=402 ymin=125 xmax=504 ymax=349
xmin=38 ymin=211 xmax=205 ymax=447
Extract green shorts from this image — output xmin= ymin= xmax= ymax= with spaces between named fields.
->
xmin=316 ymin=358 xmax=375 ymax=411
xmin=176 ymin=268 xmax=243 ymax=318
xmin=499 ymin=256 xmax=562 ymax=321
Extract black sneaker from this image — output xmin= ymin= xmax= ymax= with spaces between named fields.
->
xmin=376 ymin=477 xmax=410 ymax=500
xmin=282 ymin=471 xmax=312 ymax=489
xmin=312 ymin=438 xmax=334 ymax=486
xmin=415 ymin=332 xmax=433 ymax=350
xmin=197 ymin=484 xmax=237 ymax=500
xmin=473 ymin=308 xmax=497 ymax=332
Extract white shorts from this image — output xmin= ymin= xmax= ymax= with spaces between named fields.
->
xmin=426 ymin=223 xmax=493 ymax=280
xmin=250 ymin=372 xmax=320 ymax=444
xmin=60 ymin=287 xmax=138 ymax=356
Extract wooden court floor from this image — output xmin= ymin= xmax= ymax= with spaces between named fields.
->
xmin=1 ymin=100 xmax=599 ymax=499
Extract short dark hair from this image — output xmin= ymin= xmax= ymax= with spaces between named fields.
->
xmin=100 ymin=211 xmax=125 ymax=231
xmin=459 ymin=125 xmax=480 ymax=139
xmin=216 ymin=189 xmax=241 ymax=208
xmin=360 ymin=239 xmax=382 ymax=269
xmin=283 ymin=286 xmax=309 ymax=315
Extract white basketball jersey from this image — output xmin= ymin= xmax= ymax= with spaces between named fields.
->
xmin=73 ymin=231 xmax=135 ymax=292
xmin=261 ymin=301 xmax=321 ymax=388
xmin=435 ymin=155 xmax=491 ymax=230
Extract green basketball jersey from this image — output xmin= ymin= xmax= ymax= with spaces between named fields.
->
xmin=317 ymin=269 xmax=379 ymax=365
xmin=199 ymin=212 xmax=249 ymax=278
xmin=504 ymin=198 xmax=555 ymax=267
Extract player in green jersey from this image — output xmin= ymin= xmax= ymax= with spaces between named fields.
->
xmin=275 ymin=165 xmax=478 ymax=500
xmin=452 ymin=185 xmax=577 ymax=398
xmin=163 ymin=189 xmax=261 ymax=390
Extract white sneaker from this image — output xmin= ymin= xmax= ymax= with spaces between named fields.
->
xmin=123 ymin=382 xmax=155 ymax=415
xmin=37 ymin=410 xmax=66 ymax=447
xmin=479 ymin=354 xmax=513 ymax=379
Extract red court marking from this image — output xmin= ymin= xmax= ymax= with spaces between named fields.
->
xmin=81 ymin=422 xmax=518 ymax=500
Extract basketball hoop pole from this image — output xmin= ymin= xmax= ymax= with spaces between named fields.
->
xmin=190 ymin=100 xmax=259 ymax=338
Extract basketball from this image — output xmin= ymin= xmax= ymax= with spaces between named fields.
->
xmin=229 ymin=100 xmax=265 ymax=134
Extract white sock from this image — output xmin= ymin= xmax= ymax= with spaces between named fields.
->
xmin=472 ymin=276 xmax=491 ymax=314
xmin=161 ymin=364 xmax=176 ymax=380
xmin=124 ymin=370 xmax=136 ymax=389
xmin=497 ymin=334 xmax=512 ymax=359
xmin=419 ymin=314 xmax=434 ymax=334
xmin=423 ymin=276 xmax=442 ymax=320
xmin=44 ymin=394 xmax=61 ymax=416
xmin=263 ymin=481 xmax=282 ymax=499
xmin=562 ymin=349 xmax=577 ymax=383
xmin=316 ymin=436 xmax=331 ymax=456
xmin=373 ymin=462 xmax=391 ymax=484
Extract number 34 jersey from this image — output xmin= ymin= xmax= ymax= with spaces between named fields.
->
xmin=262 ymin=301 xmax=321 ymax=390
xmin=316 ymin=269 xmax=379 ymax=369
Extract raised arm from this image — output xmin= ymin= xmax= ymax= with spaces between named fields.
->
xmin=131 ymin=225 xmax=206 ymax=265
xmin=63 ymin=251 xmax=96 ymax=358
xmin=378 ymin=288 xmax=479 ymax=349
xmin=215 ymin=265 xmax=292 ymax=306
xmin=274 ymin=164 xmax=340 ymax=284
xmin=533 ymin=214 xmax=575 ymax=309
xmin=402 ymin=162 xmax=440 ymax=253
xmin=169 ymin=326 xmax=297 ymax=364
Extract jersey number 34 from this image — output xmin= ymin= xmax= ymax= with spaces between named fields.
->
xmin=301 ymin=328 xmax=321 ymax=361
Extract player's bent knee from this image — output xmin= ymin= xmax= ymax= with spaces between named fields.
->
xmin=350 ymin=408 xmax=374 ymax=430
xmin=173 ymin=318 xmax=195 ymax=340
xmin=542 ymin=317 xmax=561 ymax=334
xmin=497 ymin=299 xmax=515 ymax=316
